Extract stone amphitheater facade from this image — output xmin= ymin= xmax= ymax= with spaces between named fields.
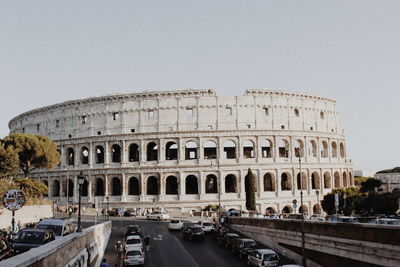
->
xmin=8 ymin=89 xmax=353 ymax=214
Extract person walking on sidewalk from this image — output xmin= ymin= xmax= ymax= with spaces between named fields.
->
xmin=144 ymin=234 xmax=151 ymax=251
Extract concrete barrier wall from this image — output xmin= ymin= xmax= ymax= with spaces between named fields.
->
xmin=0 ymin=221 xmax=111 ymax=267
xmin=0 ymin=205 xmax=53 ymax=230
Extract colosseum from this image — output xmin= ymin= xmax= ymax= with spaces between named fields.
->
xmin=8 ymin=89 xmax=353 ymax=215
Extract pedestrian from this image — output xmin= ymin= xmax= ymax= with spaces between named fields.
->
xmin=100 ymin=258 xmax=109 ymax=267
xmin=144 ymin=234 xmax=150 ymax=251
xmin=68 ymin=207 xmax=72 ymax=218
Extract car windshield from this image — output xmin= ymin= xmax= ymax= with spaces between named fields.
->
xmin=37 ymin=224 xmax=63 ymax=236
xmin=15 ymin=231 xmax=44 ymax=244
xmin=203 ymin=223 xmax=213 ymax=226
xmin=127 ymin=227 xmax=139 ymax=232
xmin=171 ymin=220 xmax=180 ymax=224
xmin=244 ymin=241 xmax=256 ymax=248
xmin=126 ymin=239 xmax=141 ymax=244
xmin=264 ymin=254 xmax=279 ymax=261
xmin=127 ymin=250 xmax=142 ymax=256
xmin=191 ymin=228 xmax=202 ymax=233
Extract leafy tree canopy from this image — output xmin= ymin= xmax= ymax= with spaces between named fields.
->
xmin=0 ymin=143 xmax=19 ymax=179
xmin=2 ymin=133 xmax=60 ymax=177
xmin=376 ymin=166 xmax=400 ymax=174
xmin=360 ymin=178 xmax=382 ymax=193
xmin=245 ymin=168 xmax=257 ymax=211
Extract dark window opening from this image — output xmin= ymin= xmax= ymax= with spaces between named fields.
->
xmin=95 ymin=146 xmax=104 ymax=163
xmin=111 ymin=177 xmax=122 ymax=196
xmin=185 ymin=175 xmax=198 ymax=194
xmin=205 ymin=175 xmax=218 ymax=194
xmin=147 ymin=142 xmax=158 ymax=161
xmin=166 ymin=176 xmax=178 ymax=195
xmin=147 ymin=176 xmax=158 ymax=195
xmin=225 ymin=174 xmax=237 ymax=193
xmin=129 ymin=144 xmax=140 ymax=162
xmin=185 ymin=141 xmax=198 ymax=160
xmin=165 ymin=142 xmax=178 ymax=160
xmin=128 ymin=177 xmax=140 ymax=195
xmin=112 ymin=144 xmax=121 ymax=163
xmin=95 ymin=178 xmax=104 ymax=196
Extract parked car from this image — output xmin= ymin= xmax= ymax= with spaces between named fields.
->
xmin=367 ymin=218 xmax=400 ymax=225
xmin=125 ymin=225 xmax=141 ymax=238
xmin=12 ymin=229 xmax=55 ymax=255
xmin=36 ymin=218 xmax=75 ymax=239
xmin=250 ymin=213 xmax=265 ymax=218
xmin=309 ymin=214 xmax=324 ymax=221
xmin=124 ymin=209 xmax=138 ymax=217
xmin=265 ymin=214 xmax=279 ymax=219
xmin=182 ymin=226 xmax=205 ymax=241
xmin=124 ymin=235 xmax=143 ymax=250
xmin=107 ymin=208 xmax=119 ymax=216
xmin=326 ymin=216 xmax=360 ymax=223
xmin=195 ymin=221 xmax=214 ymax=233
xmin=231 ymin=238 xmax=257 ymax=259
xmin=168 ymin=219 xmax=183 ymax=231
xmin=227 ymin=209 xmax=249 ymax=217
xmin=223 ymin=233 xmax=240 ymax=249
xmin=123 ymin=247 xmax=145 ymax=266
xmin=247 ymin=249 xmax=280 ymax=267
xmin=146 ymin=211 xmax=170 ymax=221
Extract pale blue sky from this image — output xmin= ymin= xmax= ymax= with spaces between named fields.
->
xmin=1 ymin=1 xmax=399 ymax=172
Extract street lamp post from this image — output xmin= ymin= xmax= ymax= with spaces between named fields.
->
xmin=297 ymin=148 xmax=307 ymax=267
xmin=209 ymin=155 xmax=221 ymax=222
xmin=106 ymin=195 xmax=110 ymax=221
xmin=77 ymin=172 xmax=85 ymax=232
xmin=316 ymin=190 xmax=320 ymax=218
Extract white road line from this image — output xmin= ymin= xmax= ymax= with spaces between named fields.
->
xmin=171 ymin=235 xmax=200 ymax=267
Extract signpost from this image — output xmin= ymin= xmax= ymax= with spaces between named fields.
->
xmin=3 ymin=190 xmax=25 ymax=233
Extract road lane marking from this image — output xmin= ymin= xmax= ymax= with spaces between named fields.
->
xmin=171 ymin=235 xmax=200 ymax=267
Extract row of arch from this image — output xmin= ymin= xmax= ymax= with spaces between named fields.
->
xmin=47 ymin=170 xmax=352 ymax=197
xmin=63 ymin=139 xmax=346 ymax=165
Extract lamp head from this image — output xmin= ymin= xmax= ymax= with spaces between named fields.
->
xmin=77 ymin=172 xmax=85 ymax=185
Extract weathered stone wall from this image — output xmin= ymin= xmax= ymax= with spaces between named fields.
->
xmin=0 ymin=221 xmax=111 ymax=267
xmin=230 ymin=218 xmax=400 ymax=267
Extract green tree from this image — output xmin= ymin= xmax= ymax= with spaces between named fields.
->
xmin=14 ymin=178 xmax=48 ymax=198
xmin=360 ymin=178 xmax=382 ymax=193
xmin=321 ymin=187 xmax=360 ymax=215
xmin=0 ymin=143 xmax=19 ymax=179
xmin=245 ymin=168 xmax=256 ymax=211
xmin=2 ymin=133 xmax=60 ymax=177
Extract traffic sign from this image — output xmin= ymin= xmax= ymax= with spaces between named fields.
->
xmin=292 ymin=199 xmax=297 ymax=204
xmin=3 ymin=190 xmax=25 ymax=211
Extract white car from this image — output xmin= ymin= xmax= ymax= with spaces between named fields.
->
xmin=250 ymin=213 xmax=265 ymax=218
xmin=195 ymin=221 xmax=214 ymax=233
xmin=147 ymin=211 xmax=170 ymax=221
xmin=247 ymin=249 xmax=280 ymax=267
xmin=168 ymin=219 xmax=183 ymax=230
xmin=124 ymin=235 xmax=143 ymax=250
xmin=123 ymin=247 xmax=145 ymax=266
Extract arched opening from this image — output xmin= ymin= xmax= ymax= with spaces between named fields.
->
xmin=297 ymin=172 xmax=307 ymax=190
xmin=324 ymin=172 xmax=331 ymax=189
xmin=243 ymin=140 xmax=255 ymax=158
xmin=343 ymin=172 xmax=348 ymax=187
xmin=95 ymin=146 xmax=104 ymax=164
xmin=81 ymin=147 xmax=89 ymax=164
xmin=313 ymin=204 xmax=322 ymax=215
xmin=165 ymin=142 xmax=178 ymax=160
xmin=334 ymin=172 xmax=340 ymax=188
xmin=204 ymin=140 xmax=217 ymax=159
xmin=147 ymin=176 xmax=158 ymax=195
xmin=166 ymin=176 xmax=178 ymax=195
xmin=95 ymin=178 xmax=104 ymax=196
xmin=57 ymin=149 xmax=61 ymax=166
xmin=128 ymin=177 xmax=140 ymax=195
xmin=111 ymin=177 xmax=122 ymax=196
xmin=299 ymin=205 xmax=308 ymax=215
xmin=265 ymin=207 xmax=276 ymax=215
xmin=52 ymin=180 xmax=60 ymax=197
xmin=128 ymin=143 xmax=140 ymax=162
xmin=225 ymin=174 xmax=237 ymax=193
xmin=147 ymin=142 xmax=158 ymax=161
xmin=67 ymin=179 xmax=74 ymax=197
xmin=278 ymin=139 xmax=289 ymax=158
xmin=340 ymin=143 xmax=345 ymax=158
xmin=111 ymin=144 xmax=121 ymax=163
xmin=185 ymin=175 xmax=198 ymax=194
xmin=66 ymin=148 xmax=74 ymax=165
xmin=81 ymin=179 xmax=88 ymax=197
xmin=263 ymin=173 xmax=275 ymax=191
xmin=321 ymin=141 xmax=328 ymax=158
xmin=281 ymin=173 xmax=292 ymax=190
xmin=311 ymin=172 xmax=320 ymax=189
xmin=185 ymin=141 xmax=198 ymax=160
xmin=282 ymin=205 xmax=293 ymax=214
xmin=223 ymin=140 xmax=236 ymax=159
xmin=309 ymin=140 xmax=317 ymax=157
xmin=43 ymin=180 xmax=48 ymax=197
xmin=261 ymin=139 xmax=272 ymax=158
xmin=293 ymin=140 xmax=304 ymax=157
xmin=205 ymin=174 xmax=218 ymax=193
xmin=331 ymin=142 xmax=338 ymax=158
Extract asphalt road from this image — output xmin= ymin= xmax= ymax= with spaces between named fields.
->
xmin=102 ymin=217 xmax=249 ymax=267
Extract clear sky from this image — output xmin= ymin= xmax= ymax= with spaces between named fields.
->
xmin=1 ymin=1 xmax=399 ymax=173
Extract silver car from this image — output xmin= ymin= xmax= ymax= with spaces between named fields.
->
xmin=247 ymin=249 xmax=280 ymax=267
xmin=123 ymin=247 xmax=145 ymax=266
